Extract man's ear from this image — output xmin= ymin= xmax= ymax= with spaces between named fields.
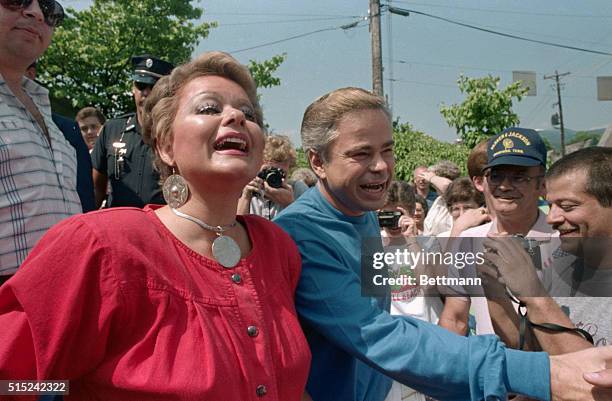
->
xmin=472 ymin=175 xmax=485 ymax=192
xmin=308 ymin=149 xmax=326 ymax=180
xmin=156 ymin=136 xmax=175 ymax=167
xmin=539 ymin=177 xmax=547 ymax=198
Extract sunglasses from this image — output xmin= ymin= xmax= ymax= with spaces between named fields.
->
xmin=0 ymin=0 xmax=65 ymax=28
xmin=133 ymin=81 xmax=155 ymax=92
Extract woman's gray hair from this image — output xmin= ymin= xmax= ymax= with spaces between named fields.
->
xmin=300 ymin=87 xmax=390 ymax=162
xmin=430 ymin=160 xmax=461 ymax=181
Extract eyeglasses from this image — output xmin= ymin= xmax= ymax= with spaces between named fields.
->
xmin=485 ymin=171 xmax=543 ymax=187
xmin=0 ymin=0 xmax=64 ymax=28
xmin=134 ymin=81 xmax=155 ymax=92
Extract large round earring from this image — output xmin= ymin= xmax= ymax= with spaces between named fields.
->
xmin=162 ymin=167 xmax=189 ymax=208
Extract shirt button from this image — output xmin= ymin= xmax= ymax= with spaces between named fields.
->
xmin=231 ymin=273 xmax=242 ymax=284
xmin=256 ymin=384 xmax=267 ymax=397
xmin=247 ymin=325 xmax=259 ymax=337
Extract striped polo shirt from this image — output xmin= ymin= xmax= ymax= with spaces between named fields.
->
xmin=0 ymin=75 xmax=81 ymax=276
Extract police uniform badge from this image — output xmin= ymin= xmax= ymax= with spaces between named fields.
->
xmin=112 ymin=141 xmax=127 ymax=179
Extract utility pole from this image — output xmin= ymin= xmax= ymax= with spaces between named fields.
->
xmin=369 ymin=0 xmax=384 ymax=98
xmin=544 ymin=70 xmax=570 ymax=156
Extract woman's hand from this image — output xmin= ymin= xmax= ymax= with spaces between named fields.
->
xmin=452 ymin=207 xmax=491 ymax=234
xmin=397 ymin=207 xmax=418 ymax=238
xmin=242 ymin=177 xmax=263 ymax=199
xmin=264 ymin=181 xmax=295 ymax=208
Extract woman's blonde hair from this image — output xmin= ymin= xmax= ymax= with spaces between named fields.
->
xmin=263 ymin=135 xmax=297 ymax=167
xmin=142 ymin=51 xmax=263 ymax=181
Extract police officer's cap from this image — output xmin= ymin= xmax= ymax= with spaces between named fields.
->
xmin=131 ymin=55 xmax=174 ymax=85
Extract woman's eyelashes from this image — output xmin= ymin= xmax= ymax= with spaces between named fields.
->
xmin=194 ymin=102 xmax=256 ymax=123
xmin=196 ymin=102 xmax=221 ymax=115
xmin=240 ymin=106 xmax=257 ymax=122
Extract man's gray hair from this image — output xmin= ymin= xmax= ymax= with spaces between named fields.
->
xmin=430 ymin=160 xmax=461 ymax=181
xmin=300 ymin=87 xmax=390 ymax=162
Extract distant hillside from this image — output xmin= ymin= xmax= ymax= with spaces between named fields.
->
xmin=537 ymin=128 xmax=604 ymax=150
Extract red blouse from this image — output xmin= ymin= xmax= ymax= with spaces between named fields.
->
xmin=0 ymin=206 xmax=311 ymax=400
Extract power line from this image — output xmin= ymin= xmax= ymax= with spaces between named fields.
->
xmin=206 ymin=12 xmax=363 ymax=18
xmin=390 ymin=58 xmax=600 ymax=79
xmin=387 ymin=6 xmax=612 ymax=57
xmin=230 ymin=19 xmax=366 ymax=54
xmin=217 ymin=17 xmax=359 ymax=27
xmin=387 ymin=78 xmax=457 ymax=89
xmin=390 ymin=1 xmax=612 ymax=19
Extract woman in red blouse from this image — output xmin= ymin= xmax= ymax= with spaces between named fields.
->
xmin=0 ymin=51 xmax=311 ymax=401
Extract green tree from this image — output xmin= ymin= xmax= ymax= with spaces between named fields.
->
xmin=294 ymin=147 xmax=310 ymax=170
xmin=440 ymin=75 xmax=528 ymax=148
xmin=38 ymin=0 xmax=284 ymax=117
xmin=568 ymin=131 xmax=602 ymax=146
xmin=392 ymin=121 xmax=470 ymax=181
xmin=248 ymin=54 xmax=286 ymax=89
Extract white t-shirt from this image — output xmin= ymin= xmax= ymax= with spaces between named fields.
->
xmin=383 ymin=234 xmax=443 ymax=401
xmin=423 ymin=196 xmax=452 ymax=236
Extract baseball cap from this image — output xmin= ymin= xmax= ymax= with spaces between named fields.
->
xmin=483 ymin=127 xmax=547 ymax=170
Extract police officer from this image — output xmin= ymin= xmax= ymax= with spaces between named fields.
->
xmin=91 ymin=55 xmax=174 ymax=208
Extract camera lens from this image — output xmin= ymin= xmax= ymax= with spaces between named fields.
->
xmin=265 ymin=172 xmax=283 ymax=188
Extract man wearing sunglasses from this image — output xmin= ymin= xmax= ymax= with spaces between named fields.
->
xmin=91 ymin=55 xmax=174 ymax=208
xmin=0 ymin=0 xmax=81 ymax=285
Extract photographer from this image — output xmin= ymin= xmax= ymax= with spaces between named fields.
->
xmin=238 ymin=135 xmax=308 ymax=219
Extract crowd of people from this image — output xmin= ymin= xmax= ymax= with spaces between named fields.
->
xmin=1 ymin=1 xmax=612 ymax=401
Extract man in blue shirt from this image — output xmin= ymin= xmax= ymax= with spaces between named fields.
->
xmin=275 ymin=87 xmax=612 ymax=401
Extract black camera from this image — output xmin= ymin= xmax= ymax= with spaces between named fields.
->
xmin=258 ymin=166 xmax=286 ymax=189
xmin=378 ymin=211 xmax=402 ymax=229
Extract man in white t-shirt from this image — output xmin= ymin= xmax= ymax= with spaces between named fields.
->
xmin=449 ymin=127 xmax=557 ymax=340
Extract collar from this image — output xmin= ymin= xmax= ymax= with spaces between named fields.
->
xmin=490 ymin=209 xmax=553 ymax=237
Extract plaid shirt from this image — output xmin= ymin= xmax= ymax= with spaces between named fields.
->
xmin=0 ymin=75 xmax=81 ymax=275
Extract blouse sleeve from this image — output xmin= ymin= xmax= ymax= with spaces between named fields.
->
xmin=0 ymin=216 xmax=124 ymax=382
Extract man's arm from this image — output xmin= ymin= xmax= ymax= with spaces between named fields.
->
xmin=92 ymin=168 xmax=108 ymax=209
xmin=481 ymin=235 xmax=592 ymax=354
xmin=277 ymin=213 xmax=612 ymax=401
xmin=90 ymin=124 xmax=109 ymax=209
xmin=419 ymin=171 xmax=452 ymax=195
xmin=275 ymin=215 xmax=550 ymax=401
xmin=520 ymin=296 xmax=592 ymax=354
xmin=438 ymin=297 xmax=470 ymax=336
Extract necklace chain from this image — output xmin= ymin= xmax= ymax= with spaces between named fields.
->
xmin=171 ymin=208 xmax=237 ymax=234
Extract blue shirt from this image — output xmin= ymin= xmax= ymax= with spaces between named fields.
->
xmin=275 ymin=187 xmax=550 ymax=401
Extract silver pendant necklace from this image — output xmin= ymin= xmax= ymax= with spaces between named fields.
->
xmin=171 ymin=208 xmax=241 ymax=268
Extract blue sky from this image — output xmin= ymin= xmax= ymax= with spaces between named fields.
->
xmin=68 ymin=0 xmax=612 ymax=146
